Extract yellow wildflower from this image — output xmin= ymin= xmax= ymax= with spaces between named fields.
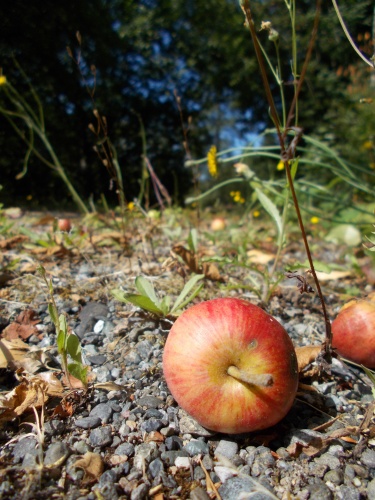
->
xmin=207 ymin=145 xmax=218 ymax=178
xmin=277 ymin=160 xmax=285 ymax=171
xmin=0 ymin=75 xmax=7 ymax=86
xmin=310 ymin=216 xmax=320 ymax=224
xmin=127 ymin=201 xmax=135 ymax=211
xmin=230 ymin=191 xmax=245 ymax=204
xmin=363 ymin=140 xmax=373 ymax=150
xmin=253 ymin=210 xmax=260 ymax=217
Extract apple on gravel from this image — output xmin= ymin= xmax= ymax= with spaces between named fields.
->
xmin=163 ymin=297 xmax=298 ymax=434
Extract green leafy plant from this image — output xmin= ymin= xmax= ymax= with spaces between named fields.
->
xmin=0 ymin=62 xmax=88 ymax=214
xmin=37 ymin=265 xmax=88 ymax=387
xmin=112 ymin=273 xmax=205 ymax=317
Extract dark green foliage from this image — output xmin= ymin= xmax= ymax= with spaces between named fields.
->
xmin=0 ymin=0 xmax=373 ymax=208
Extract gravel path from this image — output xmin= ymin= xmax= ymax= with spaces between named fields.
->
xmin=1 ymin=213 xmax=375 ymax=500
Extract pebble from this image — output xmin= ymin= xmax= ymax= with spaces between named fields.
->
xmin=215 ymin=440 xmax=239 ymax=459
xmin=361 ymin=448 xmax=375 ymax=468
xmin=89 ymin=427 xmax=113 ymax=447
xmin=175 ymin=456 xmax=190 ymax=468
xmin=44 ymin=442 xmax=70 ymax=466
xmin=89 ymin=403 xmax=113 ymax=423
xmin=115 ymin=442 xmax=135 ymax=457
xmin=74 ymin=416 xmax=102 ymax=429
xmin=183 ymin=439 xmax=209 ymax=456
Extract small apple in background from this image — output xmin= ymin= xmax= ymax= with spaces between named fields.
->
xmin=210 ymin=217 xmax=227 ymax=232
xmin=332 ymin=293 xmax=375 ymax=368
xmin=57 ymin=218 xmax=72 ymax=232
xmin=163 ymin=298 xmax=298 ymax=434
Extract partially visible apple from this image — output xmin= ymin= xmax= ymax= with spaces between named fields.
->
xmin=57 ymin=218 xmax=72 ymax=232
xmin=210 ymin=217 xmax=226 ymax=232
xmin=163 ymin=298 xmax=298 ymax=434
xmin=332 ymin=293 xmax=375 ymax=368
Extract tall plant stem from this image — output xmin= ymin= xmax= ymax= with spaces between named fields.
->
xmin=241 ymin=0 xmax=332 ymax=353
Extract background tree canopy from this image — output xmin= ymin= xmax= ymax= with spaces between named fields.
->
xmin=0 ymin=0 xmax=373 ymax=210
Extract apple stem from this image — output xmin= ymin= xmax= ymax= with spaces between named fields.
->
xmin=227 ymin=366 xmax=274 ymax=387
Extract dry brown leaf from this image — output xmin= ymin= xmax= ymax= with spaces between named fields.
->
xmin=172 ymin=244 xmax=224 ymax=282
xmin=30 ymin=244 xmax=72 ymax=259
xmin=247 ymin=249 xmax=275 ymax=265
xmin=0 ymin=375 xmax=49 ymax=423
xmin=37 ymin=371 xmax=64 ymax=397
xmin=202 ymin=262 xmax=224 ymax=282
xmin=0 ymin=338 xmax=30 ymax=369
xmin=0 ymin=235 xmax=28 ymax=250
xmin=172 ymin=244 xmax=200 ymax=273
xmin=295 ymin=345 xmax=323 ymax=373
xmin=90 ymin=231 xmax=128 ymax=246
xmin=315 ymin=270 xmax=351 ymax=281
xmin=1 ymin=309 xmax=40 ymax=341
xmin=74 ymin=452 xmax=104 ymax=484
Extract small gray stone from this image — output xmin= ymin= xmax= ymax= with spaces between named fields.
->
xmin=134 ymin=442 xmax=159 ymax=469
xmin=90 ymin=403 xmax=113 ymax=424
xmin=136 ymin=396 xmax=164 ymax=409
xmin=367 ymin=478 xmax=375 ymax=500
xmin=306 ymin=478 xmax=332 ymax=500
xmin=183 ymin=439 xmax=209 ymax=457
xmin=179 ymin=412 xmax=214 ymax=437
xmin=149 ymin=457 xmax=164 ymax=478
xmin=75 ymin=416 xmax=102 ymax=429
xmin=22 ymin=452 xmax=39 ymax=468
xmin=140 ymin=418 xmax=163 ymax=433
xmin=219 ymin=476 xmax=276 ymax=500
xmin=89 ymin=426 xmax=113 ymax=447
xmin=194 ymin=466 xmax=206 ymax=481
xmin=93 ymin=366 xmax=112 ymax=382
xmin=99 ymin=469 xmax=117 ymax=486
xmin=73 ymin=440 xmax=91 ymax=455
xmin=44 ymin=419 xmax=65 ymax=436
xmin=338 ymin=485 xmax=361 ymax=500
xmin=44 ymin=442 xmax=70 ymax=466
xmin=130 ymin=483 xmax=148 ymax=500
xmin=315 ymin=453 xmax=341 ymax=470
xmin=12 ymin=437 xmax=37 ymax=463
xmin=215 ymin=440 xmax=239 ymax=460
xmin=115 ymin=442 xmax=135 ymax=457
xmin=324 ymin=469 xmax=344 ymax=485
xmin=137 ymin=340 xmax=153 ymax=360
xmin=361 ymin=449 xmax=375 ymax=468
xmin=161 ymin=450 xmax=189 ymax=464
xmin=190 ymin=486 xmax=211 ymax=499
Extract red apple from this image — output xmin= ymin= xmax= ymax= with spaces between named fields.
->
xmin=163 ymin=298 xmax=298 ymax=434
xmin=210 ymin=217 xmax=226 ymax=232
xmin=57 ymin=218 xmax=72 ymax=232
xmin=332 ymin=293 xmax=375 ymax=368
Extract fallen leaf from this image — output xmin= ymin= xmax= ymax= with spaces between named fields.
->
xmin=315 ymin=270 xmax=351 ymax=281
xmin=0 ymin=235 xmax=28 ymax=250
xmin=247 ymin=249 xmax=275 ymax=265
xmin=1 ymin=309 xmax=40 ymax=341
xmin=295 ymin=345 xmax=322 ymax=373
xmin=0 ymin=338 xmax=30 ymax=369
xmin=74 ymin=452 xmax=104 ymax=484
xmin=172 ymin=244 xmax=224 ymax=282
xmin=0 ymin=375 xmax=49 ymax=423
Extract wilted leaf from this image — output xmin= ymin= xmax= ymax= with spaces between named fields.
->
xmin=37 ymin=371 xmax=64 ymax=397
xmin=0 ymin=235 xmax=28 ymax=250
xmin=0 ymin=375 xmax=49 ymax=423
xmin=172 ymin=244 xmax=200 ymax=273
xmin=1 ymin=309 xmax=40 ymax=341
xmin=295 ymin=345 xmax=323 ymax=373
xmin=74 ymin=452 xmax=104 ymax=484
xmin=0 ymin=338 xmax=30 ymax=369
xmin=247 ymin=249 xmax=275 ymax=265
xmin=202 ymin=262 xmax=224 ymax=282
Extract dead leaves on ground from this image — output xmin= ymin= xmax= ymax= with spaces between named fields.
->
xmin=74 ymin=452 xmax=104 ymax=484
xmin=172 ymin=244 xmax=224 ymax=282
xmin=0 ymin=371 xmax=64 ymax=424
xmin=1 ymin=309 xmax=41 ymax=341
